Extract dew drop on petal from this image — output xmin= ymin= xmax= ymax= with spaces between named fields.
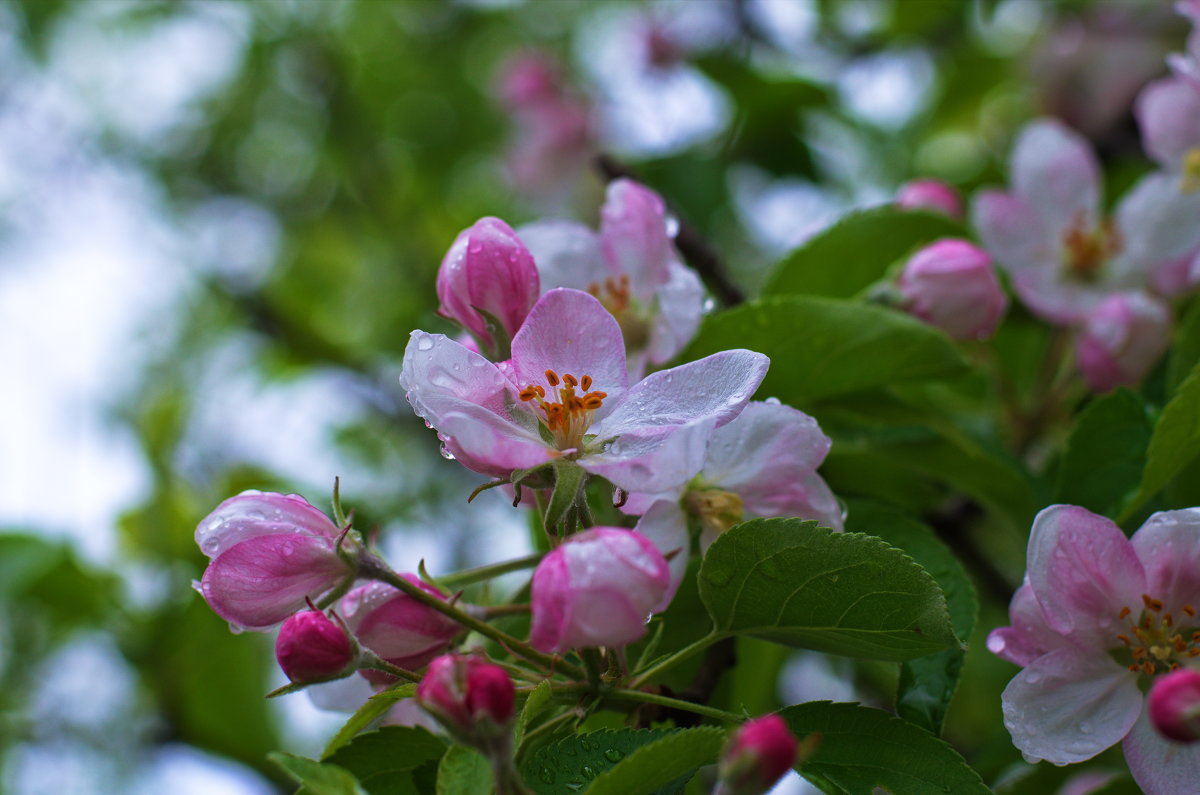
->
xmin=416 ymin=336 xmax=434 ymax=352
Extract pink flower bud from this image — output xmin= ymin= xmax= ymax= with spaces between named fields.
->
xmin=898 ymin=239 xmax=1007 ymax=340
xmin=717 ymin=715 xmax=798 ymax=795
xmin=339 ymin=578 xmax=462 ymax=682
xmin=529 ymin=527 xmax=670 ymax=654
xmin=194 ymin=491 xmax=354 ymax=631
xmin=497 ymin=52 xmax=563 ymax=111
xmin=275 ymin=609 xmax=355 ymax=683
xmin=436 ymin=217 xmax=540 ymax=355
xmin=416 ymin=654 xmax=515 ymax=735
xmin=895 ymin=179 xmax=963 ymax=220
xmin=1076 ymin=292 xmax=1172 ymax=393
xmin=1148 ymin=669 xmax=1200 ymax=742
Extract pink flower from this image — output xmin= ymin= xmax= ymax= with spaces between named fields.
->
xmin=898 ymin=239 xmax=1007 ymax=340
xmin=895 ymin=179 xmax=963 ymax=220
xmin=1075 ymin=292 xmax=1172 ymax=393
xmin=275 ymin=609 xmax=356 ymax=683
xmin=1148 ymin=668 xmax=1200 ymax=743
xmin=1169 ymin=2 xmax=1200 ymax=92
xmin=529 ymin=527 xmax=670 ymax=653
xmin=518 ymin=179 xmax=705 ymax=378
xmin=339 ymin=578 xmax=462 ymax=682
xmin=400 ymin=287 xmax=768 ymax=495
xmin=1135 ymin=78 xmax=1200 ymax=192
xmin=716 ymin=715 xmax=798 ymax=795
xmin=626 ymin=400 xmax=841 ymax=600
xmin=194 ymin=491 xmax=354 ymax=631
xmin=416 ymin=653 xmax=515 ymax=735
xmin=436 ymin=217 xmax=540 ymax=357
xmin=987 ymin=505 xmax=1200 ymax=793
xmin=972 ymin=119 xmax=1200 ymax=324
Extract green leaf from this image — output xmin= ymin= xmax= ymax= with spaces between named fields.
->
xmin=1168 ymin=300 xmax=1200 ymax=393
xmin=698 ymin=519 xmax=959 ymax=661
xmin=779 ymin=702 xmax=990 ymax=794
xmin=585 ymin=727 xmax=728 ymax=795
xmin=682 ymin=297 xmax=967 ymax=408
xmin=436 ymin=746 xmax=492 ymax=795
xmin=269 ymin=752 xmax=367 ymax=795
xmin=1123 ymin=362 xmax=1200 ymax=520
xmin=322 ymin=685 xmax=419 ymax=759
xmin=1054 ymin=389 xmax=1151 ymax=518
xmin=516 ymin=680 xmax=553 ymax=746
xmin=846 ymin=501 xmax=978 ymax=734
xmin=763 ymin=206 xmax=966 ymax=299
xmin=520 ymin=729 xmax=679 ymax=794
xmin=324 ymin=727 xmax=447 ymax=792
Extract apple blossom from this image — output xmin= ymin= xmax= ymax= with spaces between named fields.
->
xmin=1148 ymin=668 xmax=1200 ymax=743
xmin=416 ymin=653 xmax=515 ymax=736
xmin=1135 ymin=77 xmax=1200 ymax=195
xmin=275 ymin=609 xmax=356 ymax=684
xmin=897 ymin=239 xmax=1007 ymax=340
xmin=436 ymin=217 xmax=540 ymax=357
xmin=400 ymin=287 xmax=768 ymax=496
xmin=1075 ymin=291 xmax=1172 ymax=393
xmin=339 ymin=578 xmax=462 ymax=682
xmin=715 ymin=715 xmax=798 ymax=795
xmin=1169 ymin=1 xmax=1200 ymax=92
xmin=529 ymin=527 xmax=671 ymax=653
xmin=988 ymin=505 xmax=1200 ymax=793
xmin=972 ymin=119 xmax=1200 ymax=324
xmin=194 ymin=490 xmax=355 ymax=631
xmin=895 ymin=179 xmax=963 ymax=220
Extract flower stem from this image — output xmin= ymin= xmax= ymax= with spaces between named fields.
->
xmin=438 ymin=554 xmax=544 ymax=589
xmin=607 ymin=688 xmax=742 ymax=724
xmin=358 ymin=651 xmax=421 ymax=683
xmin=358 ymin=555 xmax=584 ymax=679
xmin=629 ymin=631 xmax=728 ymax=689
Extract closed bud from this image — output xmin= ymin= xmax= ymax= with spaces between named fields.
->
xmin=1076 ymin=292 xmax=1171 ymax=392
xmin=716 ymin=715 xmax=798 ymax=795
xmin=339 ymin=579 xmax=463 ymax=683
xmin=417 ymin=654 xmax=514 ymax=754
xmin=436 ymin=217 xmax=540 ymax=357
xmin=275 ymin=609 xmax=355 ymax=683
xmin=898 ymin=239 xmax=1007 ymax=340
xmin=895 ymin=179 xmax=963 ymax=220
xmin=1149 ymin=669 xmax=1200 ymax=743
xmin=529 ymin=527 xmax=670 ymax=653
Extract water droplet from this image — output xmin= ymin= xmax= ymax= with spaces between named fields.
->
xmin=581 ymin=765 xmax=597 ymax=780
xmin=1078 ymin=721 xmax=1092 ymax=734
xmin=416 ymin=336 xmax=434 ymax=352
xmin=604 ymin=749 xmax=623 ymax=762
xmin=702 ymin=297 xmax=716 ymax=313
xmin=440 ymin=445 xmax=456 ymax=460
xmin=538 ymin=768 xmax=556 ymax=784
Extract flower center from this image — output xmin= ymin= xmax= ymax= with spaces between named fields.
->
xmin=684 ymin=488 xmax=745 ymax=538
xmin=1182 ymin=148 xmax=1200 ymax=194
xmin=588 ymin=274 xmax=651 ymax=352
xmin=518 ymin=369 xmax=607 ymax=452
xmin=1062 ymin=211 xmax=1121 ymax=282
xmin=1113 ymin=594 xmax=1200 ymax=676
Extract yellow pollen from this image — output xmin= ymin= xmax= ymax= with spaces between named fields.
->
xmin=1061 ymin=211 xmax=1121 ymax=281
xmin=1182 ymin=148 xmax=1200 ymax=193
xmin=1113 ymin=597 xmax=1200 ymax=678
xmin=518 ymin=368 xmax=607 ymax=451
xmin=587 ymin=274 xmax=632 ymax=314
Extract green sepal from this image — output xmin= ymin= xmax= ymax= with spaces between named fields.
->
xmin=544 ymin=460 xmax=588 ymax=533
xmin=471 ymin=304 xmax=513 ymax=362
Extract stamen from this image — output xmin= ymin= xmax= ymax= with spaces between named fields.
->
xmin=562 ymin=373 xmax=578 ymax=388
xmin=1166 ymin=613 xmax=1175 ymax=628
xmin=1119 ymin=606 xmax=1131 ymax=619
xmin=545 ymin=370 xmax=560 ymax=387
xmin=1143 ymin=594 xmax=1164 ymax=612
xmin=1132 ymin=647 xmax=1147 ymax=660
xmin=1116 ymin=634 xmax=1132 ymax=646
xmin=1184 ymin=605 xmax=1196 ymax=617
xmin=1143 ymin=661 xmax=1157 ymax=675
xmin=581 ymin=375 xmax=592 ymax=391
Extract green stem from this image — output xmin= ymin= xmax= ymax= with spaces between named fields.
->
xmin=629 ymin=631 xmax=728 ymax=689
xmin=438 ymin=554 xmax=544 ymax=589
xmin=607 ymin=689 xmax=742 ymax=724
xmin=358 ymin=651 xmax=421 ymax=683
xmin=480 ymin=603 xmax=532 ymax=619
xmin=359 ymin=555 xmax=585 ymax=679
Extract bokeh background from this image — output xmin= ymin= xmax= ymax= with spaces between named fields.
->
xmin=0 ymin=1 xmax=1189 ymax=792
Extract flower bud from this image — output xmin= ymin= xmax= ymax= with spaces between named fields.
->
xmin=1148 ymin=669 xmax=1200 ymax=743
xmin=529 ymin=527 xmax=670 ymax=653
xmin=275 ymin=609 xmax=355 ymax=683
xmin=436 ymin=217 xmax=540 ymax=356
xmin=895 ymin=179 xmax=963 ymax=220
xmin=417 ymin=654 xmax=515 ymax=735
xmin=898 ymin=239 xmax=1007 ymax=340
xmin=1075 ymin=292 xmax=1172 ymax=393
xmin=716 ymin=715 xmax=798 ymax=795
xmin=339 ymin=578 xmax=462 ymax=683
xmin=194 ymin=491 xmax=354 ymax=631
xmin=497 ymin=52 xmax=563 ymax=111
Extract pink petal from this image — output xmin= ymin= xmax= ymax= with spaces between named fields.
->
xmin=971 ymin=190 xmax=1057 ymax=277
xmin=1011 ymin=119 xmax=1102 ymax=237
xmin=645 ymin=261 xmax=705 ymax=368
xmin=1136 ymin=78 xmax=1200 ymax=171
xmin=1026 ymin=505 xmax=1146 ymax=646
xmin=195 ymin=491 xmax=341 ymax=560
xmin=700 ymin=401 xmax=831 ymax=499
xmin=1009 ymin=267 xmax=1109 ymax=326
xmin=1123 ymin=706 xmax=1200 ymax=795
xmin=1112 ymin=173 xmax=1200 ymax=280
xmin=401 ymin=331 xmax=514 ymax=422
xmin=1132 ymin=509 xmax=1200 ymax=616
xmin=600 ymin=179 xmax=674 ymax=297
xmin=340 ymin=580 xmax=460 ymax=666
xmin=632 ymin=499 xmax=690 ymax=608
xmin=438 ymin=408 xmax=551 ymax=476
xmin=528 ymin=550 xmax=571 ymax=653
xmin=1000 ymin=647 xmax=1141 ymax=764
xmin=582 ymin=418 xmax=716 ymax=495
xmin=199 ymin=534 xmax=350 ymax=630
xmin=517 ymin=219 xmax=605 ymax=292
xmin=509 ymin=288 xmax=630 ymax=398
xmin=987 ymin=580 xmax=1070 ymax=667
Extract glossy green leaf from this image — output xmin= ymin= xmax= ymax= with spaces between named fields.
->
xmin=322 ymin=685 xmax=420 ymax=759
xmin=682 ymin=297 xmax=967 ymax=407
xmin=269 ymin=752 xmax=367 ymax=795
xmin=585 ymin=727 xmax=728 ymax=795
xmin=780 ymin=702 xmax=990 ymax=794
xmin=1054 ymin=389 xmax=1151 ymax=518
xmin=698 ymin=519 xmax=959 ymax=660
xmin=324 ymin=726 xmax=446 ymax=792
xmin=520 ymin=729 xmax=678 ymax=795
xmin=763 ymin=206 xmax=966 ymax=299
xmin=436 ymin=746 xmax=492 ymax=795
xmin=1168 ymin=300 xmax=1200 ymax=393
xmin=1123 ymin=362 xmax=1200 ymax=520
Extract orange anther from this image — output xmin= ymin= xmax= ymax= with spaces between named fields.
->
xmin=1116 ymin=634 xmax=1132 ymax=646
xmin=1191 ymin=649 xmax=1200 ymax=657
xmin=581 ymin=375 xmax=592 ymax=391
xmin=582 ymin=395 xmax=604 ymax=410
xmin=1129 ymin=664 xmax=1141 ymax=672
xmin=562 ymin=373 xmax=578 ymax=388
xmin=1185 ymin=604 xmax=1197 ymax=617
xmin=1143 ymin=594 xmax=1164 ymax=612
xmin=1132 ymin=647 xmax=1147 ymax=660
xmin=1175 ymin=637 xmax=1188 ymax=652
xmin=545 ymin=370 xmax=560 ymax=387
xmin=1143 ymin=661 xmax=1157 ymax=675
xmin=1119 ymin=606 xmax=1131 ymax=619
xmin=519 ymin=386 xmax=539 ymax=402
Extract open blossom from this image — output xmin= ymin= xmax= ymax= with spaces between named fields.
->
xmin=1075 ymin=291 xmax=1172 ymax=393
xmin=1135 ymin=77 xmax=1200 ymax=195
xmin=518 ymin=179 xmax=705 ymax=378
xmin=626 ymin=400 xmax=841 ymax=599
xmin=972 ymin=119 xmax=1200 ymax=324
xmin=895 ymin=179 xmax=963 ymax=220
xmin=194 ymin=491 xmax=354 ymax=631
xmin=529 ymin=527 xmax=670 ymax=653
xmin=339 ymin=579 xmax=462 ymax=682
xmin=897 ymin=239 xmax=1007 ymax=340
xmin=400 ymin=287 xmax=768 ymax=495
xmin=988 ymin=505 xmax=1200 ymax=794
